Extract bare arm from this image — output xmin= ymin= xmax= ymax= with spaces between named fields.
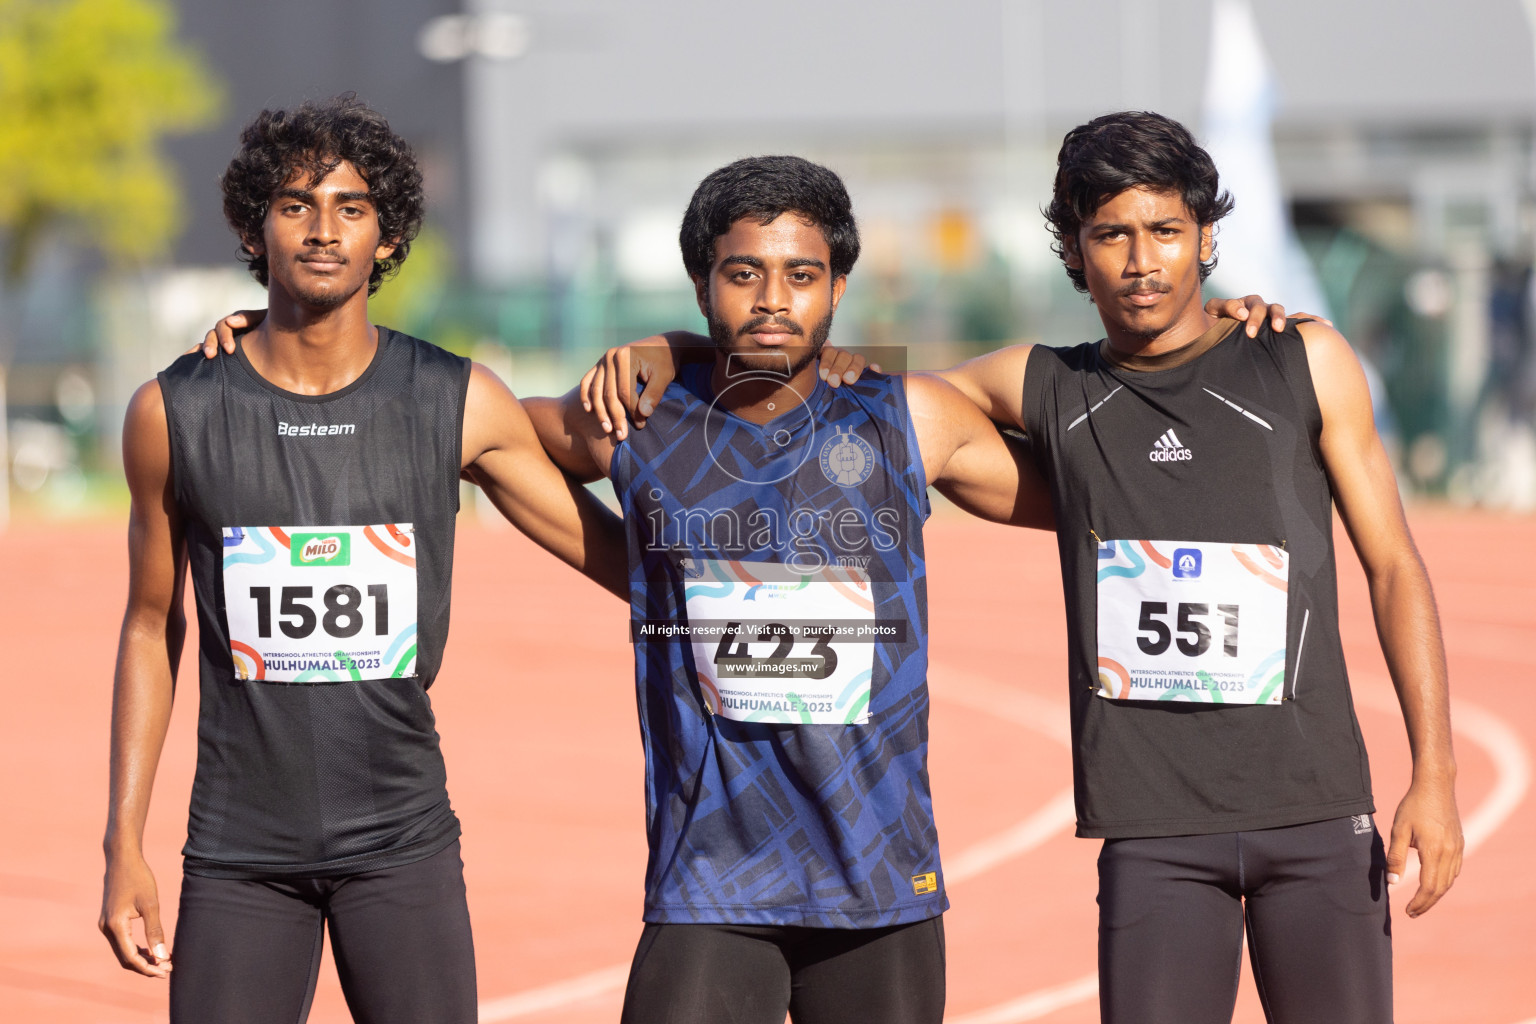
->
xmin=1301 ymin=320 xmax=1462 ymax=917
xmin=461 ymin=365 xmax=627 ymax=600
xmin=906 ymin=373 xmax=1053 ymax=530
xmin=932 ymin=345 xmax=1034 ymax=431
xmin=522 ymin=389 xmax=619 ymax=483
xmin=577 ymin=332 xmax=871 ymax=439
xmin=197 ymin=300 xmax=1296 ymax=434
xmin=578 ymin=332 xmax=695 ymax=439
xmin=1203 ymin=294 xmax=1320 ymax=337
xmin=99 ymin=381 xmax=187 ymax=979
xmin=928 ymin=296 xmax=1309 ymax=431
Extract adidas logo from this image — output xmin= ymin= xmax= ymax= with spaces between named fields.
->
xmin=1148 ymin=428 xmax=1194 ymax=463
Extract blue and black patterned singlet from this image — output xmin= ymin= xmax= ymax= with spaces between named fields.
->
xmin=612 ymin=363 xmax=944 ymax=928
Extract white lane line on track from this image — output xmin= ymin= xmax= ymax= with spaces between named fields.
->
xmin=927 ymin=663 xmax=1072 ymax=748
xmin=944 ymin=789 xmax=1078 ymax=883
xmin=926 ymin=663 xmax=1078 ymax=884
xmin=479 ymin=965 xmax=632 ymax=1022
xmin=1352 ymin=682 xmax=1532 ymax=891
xmin=478 ymin=667 xmax=1076 ymax=1020
xmin=946 ymin=682 xmax=1536 ymax=1024
xmin=946 ymin=974 xmax=1100 ymax=1024
xmin=480 ymin=677 xmax=1533 ymax=1023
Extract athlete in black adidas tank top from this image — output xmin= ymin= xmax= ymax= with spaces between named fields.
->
xmin=923 ymin=113 xmax=1462 ymax=1023
xmin=99 ymin=98 xmax=625 ymax=1024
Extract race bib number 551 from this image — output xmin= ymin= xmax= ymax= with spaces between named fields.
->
xmin=221 ymin=524 xmax=418 ymax=683
xmin=1096 ymin=539 xmax=1288 ymax=704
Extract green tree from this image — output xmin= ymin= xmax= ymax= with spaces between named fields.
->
xmin=369 ymin=228 xmax=453 ymax=342
xmin=0 ymin=0 xmax=221 ymax=280
xmin=0 ymin=0 xmax=221 ymax=525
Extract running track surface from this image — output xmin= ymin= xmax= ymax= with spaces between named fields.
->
xmin=2 ymin=509 xmax=1532 ymax=1024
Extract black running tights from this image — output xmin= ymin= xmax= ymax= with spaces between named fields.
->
xmin=169 ymin=840 xmax=476 ymax=1024
xmin=620 ymin=916 xmax=946 ymax=1024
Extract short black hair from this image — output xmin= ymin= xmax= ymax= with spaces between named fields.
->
xmin=679 ymin=156 xmax=860 ymax=281
xmin=1045 ymin=111 xmax=1234 ymax=292
xmin=220 ymin=94 xmax=424 ymax=295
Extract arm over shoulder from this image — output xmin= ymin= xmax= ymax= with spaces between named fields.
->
xmin=461 ymin=365 xmax=627 ymax=598
xmin=905 ymin=373 xmax=1053 ymax=530
xmin=932 ymin=343 xmax=1033 ymax=431
xmin=518 ymin=384 xmax=620 ymax=484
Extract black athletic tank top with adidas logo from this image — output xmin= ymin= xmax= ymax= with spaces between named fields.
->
xmin=1023 ymin=320 xmax=1374 ymax=839
xmin=159 ymin=328 xmax=470 ymax=878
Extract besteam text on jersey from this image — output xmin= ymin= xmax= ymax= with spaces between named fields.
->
xmin=278 ymin=421 xmax=357 ymax=437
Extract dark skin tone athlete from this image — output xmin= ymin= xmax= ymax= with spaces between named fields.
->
xmin=567 ymin=296 xmax=1296 ymax=440
xmin=100 ymin=159 xmax=627 ymax=979
xmin=524 ymin=211 xmax=1055 ymax=529
xmin=934 ymin=186 xmax=1464 ymax=917
xmin=575 ymin=193 xmax=1462 ymax=919
xmin=202 ymin=215 xmax=1055 ymax=521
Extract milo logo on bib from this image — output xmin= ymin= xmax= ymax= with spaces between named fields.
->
xmin=292 ymin=533 xmax=350 ymax=566
xmin=222 ymin=524 xmax=418 ymax=684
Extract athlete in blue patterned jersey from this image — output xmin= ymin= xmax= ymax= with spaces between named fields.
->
xmin=619 ymin=360 xmax=934 ymax=929
xmin=527 ymin=156 xmax=1051 ymax=1024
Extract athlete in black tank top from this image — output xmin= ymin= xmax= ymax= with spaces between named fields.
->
xmin=920 ymin=112 xmax=1461 ymax=1024
xmin=99 ymin=98 xmax=626 ymax=1024
xmin=1025 ymin=317 xmax=1374 ymax=839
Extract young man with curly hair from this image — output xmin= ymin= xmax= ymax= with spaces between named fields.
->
xmin=930 ymin=111 xmax=1462 ymax=1023
xmin=99 ymin=95 xmax=625 ymax=1024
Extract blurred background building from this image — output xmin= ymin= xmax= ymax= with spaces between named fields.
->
xmin=5 ymin=0 xmax=1536 ymax=517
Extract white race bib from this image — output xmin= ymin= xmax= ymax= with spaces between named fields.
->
xmin=682 ymin=559 xmax=877 ymax=725
xmin=221 ymin=524 xmax=419 ymax=683
xmin=1095 ymin=539 xmax=1288 ymax=704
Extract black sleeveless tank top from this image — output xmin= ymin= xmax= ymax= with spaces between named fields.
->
xmin=1024 ymin=320 xmax=1374 ymax=838
xmin=159 ymin=328 xmax=470 ymax=878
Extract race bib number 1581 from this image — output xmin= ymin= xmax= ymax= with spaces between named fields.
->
xmin=221 ymin=524 xmax=419 ymax=683
xmin=1096 ymin=539 xmax=1288 ymax=705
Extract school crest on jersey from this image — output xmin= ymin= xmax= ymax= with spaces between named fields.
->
xmin=820 ymin=428 xmax=876 ymax=486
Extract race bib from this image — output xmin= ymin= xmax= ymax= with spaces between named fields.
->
xmin=221 ymin=524 xmax=419 ymax=683
xmin=1095 ymin=539 xmax=1288 ymax=704
xmin=681 ymin=559 xmax=878 ymax=725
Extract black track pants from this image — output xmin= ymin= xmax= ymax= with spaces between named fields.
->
xmin=169 ymin=840 xmax=476 ymax=1024
xmin=620 ymin=916 xmax=946 ymax=1024
xmin=1098 ymin=816 xmax=1391 ymax=1024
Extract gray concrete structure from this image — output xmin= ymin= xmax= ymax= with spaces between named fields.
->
xmin=166 ymin=0 xmax=1536 ymax=286
xmin=166 ymin=0 xmax=468 ymax=268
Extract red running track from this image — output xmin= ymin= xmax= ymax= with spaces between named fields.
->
xmin=0 ymin=509 xmax=1531 ymax=1022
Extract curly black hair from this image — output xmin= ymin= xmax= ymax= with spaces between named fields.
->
xmin=1045 ymin=111 xmax=1234 ymax=293
xmin=220 ymin=94 xmax=424 ymax=295
xmin=680 ymin=156 xmax=860 ymax=281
